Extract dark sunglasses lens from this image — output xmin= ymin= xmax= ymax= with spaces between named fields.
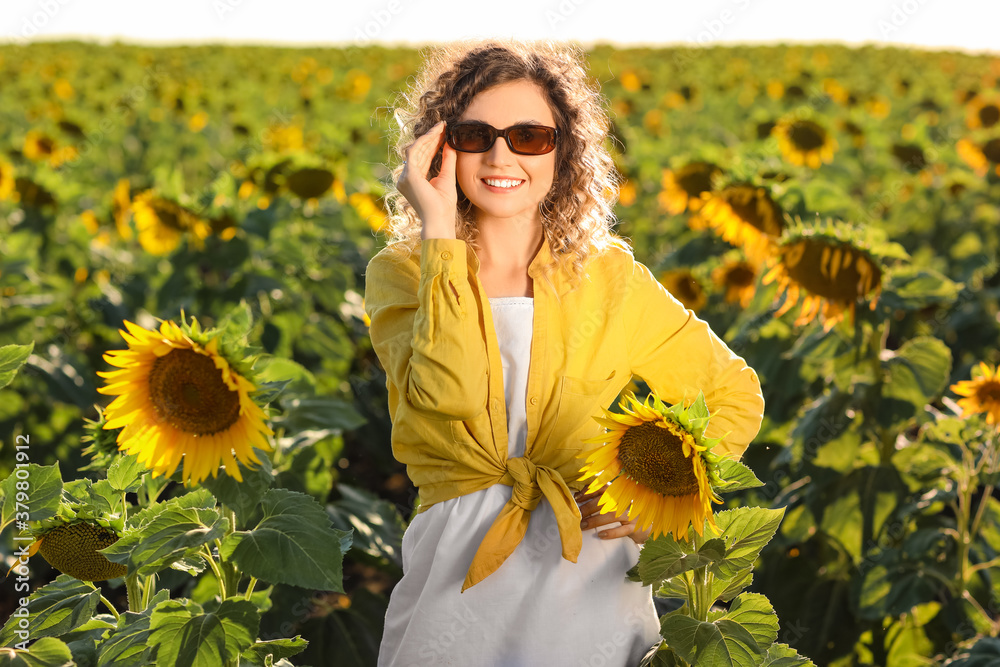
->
xmin=450 ymin=125 xmax=494 ymax=152
xmin=509 ymin=126 xmax=556 ymax=154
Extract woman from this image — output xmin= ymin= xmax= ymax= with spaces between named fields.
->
xmin=364 ymin=38 xmax=765 ymax=666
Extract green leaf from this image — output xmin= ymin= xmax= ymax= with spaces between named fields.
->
xmin=107 ymin=455 xmax=146 ymax=494
xmin=717 ymin=568 xmax=755 ymax=602
xmin=0 ymin=636 xmax=74 ymax=666
xmin=760 ymin=642 xmax=816 ymax=666
xmin=240 ymin=637 xmax=309 ymax=666
xmin=0 ymin=575 xmax=99 ymax=645
xmin=100 ymin=498 xmax=227 ymax=577
xmin=97 ymin=590 xmax=170 ymax=667
xmin=639 ymin=640 xmax=687 ymax=666
xmin=880 ymin=336 xmax=952 ymax=428
xmin=1 ymin=463 xmax=63 ymax=531
xmin=712 ymin=507 xmax=785 ymax=579
xmin=712 ymin=458 xmax=764 ymax=493
xmin=660 ymin=613 xmax=763 ymax=667
xmin=880 ymin=266 xmax=963 ymax=311
xmin=660 ymin=593 xmax=779 ymax=667
xmin=327 ymin=484 xmax=406 ymax=567
xmin=90 ymin=479 xmax=124 ymax=516
xmin=946 ymin=637 xmax=1000 ymax=666
xmin=277 ymin=396 xmax=366 ymax=432
xmin=0 ymin=342 xmax=34 ymax=389
xmin=217 ymin=300 xmax=254 ymax=344
xmin=726 ymin=593 xmax=779 ymax=651
xmin=201 ymin=448 xmax=274 ymax=527
xmin=634 ymin=535 xmax=726 ymax=589
xmin=220 ymin=488 xmax=352 ymax=591
xmin=148 ymin=599 xmax=259 ymax=667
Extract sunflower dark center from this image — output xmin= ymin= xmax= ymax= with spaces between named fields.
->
xmin=676 ymin=162 xmax=719 ymax=198
xmin=982 ymin=139 xmax=1000 ymax=164
xmin=788 ymin=121 xmax=825 ymax=151
xmin=726 ymin=265 xmax=756 ymax=287
xmin=148 ymin=348 xmax=241 ymax=436
xmin=150 ymin=200 xmax=188 ymax=231
xmin=979 ymin=104 xmax=999 ymax=128
xmin=977 ymin=380 xmax=1000 ymax=404
xmin=721 ymin=185 xmax=785 ymax=236
xmin=784 ymin=239 xmax=882 ymax=301
xmin=617 ymin=421 xmax=701 ymax=497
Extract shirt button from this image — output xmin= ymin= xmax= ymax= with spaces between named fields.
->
xmin=492 ymin=398 xmax=501 ymax=412
xmin=441 ymin=251 xmax=452 ymax=260
xmin=529 ymin=396 xmax=538 ymax=406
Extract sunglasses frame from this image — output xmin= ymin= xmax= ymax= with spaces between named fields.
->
xmin=446 ymin=121 xmax=559 ymax=156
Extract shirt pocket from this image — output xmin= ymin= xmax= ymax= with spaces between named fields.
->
xmin=553 ymin=369 xmax=617 ymax=448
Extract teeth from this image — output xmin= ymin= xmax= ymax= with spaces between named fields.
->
xmin=484 ymin=178 xmax=523 ymax=188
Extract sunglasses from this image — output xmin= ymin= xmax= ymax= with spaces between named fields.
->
xmin=446 ymin=122 xmax=558 ymax=156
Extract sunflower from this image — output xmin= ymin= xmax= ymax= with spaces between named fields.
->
xmin=112 ymin=178 xmax=134 ymax=239
xmin=30 ymin=520 xmax=128 ymax=581
xmin=659 ymin=269 xmax=706 ymax=312
xmin=762 ymin=219 xmax=905 ymax=330
xmin=657 ymin=162 xmax=721 ymax=215
xmin=774 ymin=118 xmax=837 ymax=169
xmin=0 ymin=161 xmax=14 ymax=201
xmin=349 ymin=192 xmax=388 ymax=232
xmin=286 ymin=167 xmax=335 ymax=199
xmin=691 ymin=183 xmax=784 ymax=266
xmin=96 ymin=318 xmax=274 ymax=485
xmin=957 ymin=137 xmax=1000 ymax=177
xmin=578 ymin=392 xmax=726 ymax=540
xmin=131 ymin=191 xmax=211 ymax=255
xmin=951 ymin=362 xmax=1000 ymax=426
xmin=966 ymin=95 xmax=1000 ymax=130
xmin=22 ymin=130 xmax=55 ymax=161
xmin=713 ymin=259 xmax=757 ymax=307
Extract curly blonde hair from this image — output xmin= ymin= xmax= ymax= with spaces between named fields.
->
xmin=378 ymin=38 xmax=631 ymax=292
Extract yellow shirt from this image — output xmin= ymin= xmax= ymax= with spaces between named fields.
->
xmin=364 ymin=235 xmax=765 ymax=592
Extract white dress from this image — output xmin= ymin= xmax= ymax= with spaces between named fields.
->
xmin=378 ymin=296 xmax=662 ymax=667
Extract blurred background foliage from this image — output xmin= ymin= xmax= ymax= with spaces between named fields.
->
xmin=1 ymin=41 xmax=999 ymax=665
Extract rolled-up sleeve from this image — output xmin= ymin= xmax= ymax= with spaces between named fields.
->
xmin=364 ymin=238 xmax=489 ymax=421
xmin=622 ymin=258 xmax=764 ymax=460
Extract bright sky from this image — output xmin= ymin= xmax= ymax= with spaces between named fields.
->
xmin=1 ymin=0 xmax=997 ymax=52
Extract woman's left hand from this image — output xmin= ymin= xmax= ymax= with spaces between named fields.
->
xmin=575 ymin=486 xmax=652 ymax=545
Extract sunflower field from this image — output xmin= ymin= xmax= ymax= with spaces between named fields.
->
xmin=1 ymin=40 xmax=999 ymax=666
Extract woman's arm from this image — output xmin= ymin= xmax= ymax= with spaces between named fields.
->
xmin=623 ymin=258 xmax=765 ymax=460
xmin=364 ymin=238 xmax=490 ymax=422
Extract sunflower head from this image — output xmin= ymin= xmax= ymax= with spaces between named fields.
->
xmin=33 ymin=520 xmax=128 ymax=582
xmin=658 ymin=269 xmax=707 ymax=312
xmin=773 ymin=117 xmax=838 ymax=169
xmin=951 ymin=362 xmax=1000 ymax=426
xmin=658 ymin=162 xmax=722 ymax=215
xmin=23 ymin=130 xmax=55 ymax=160
xmin=691 ymin=181 xmax=785 ymax=266
xmin=967 ymin=94 xmax=1000 ymax=130
xmin=713 ymin=259 xmax=758 ymax=308
xmin=131 ymin=190 xmax=211 ymax=255
xmin=96 ymin=314 xmax=274 ymax=486
xmin=286 ymin=167 xmax=335 ymax=199
xmin=112 ymin=178 xmax=134 ymax=240
xmin=578 ymin=391 xmax=730 ymax=541
xmin=762 ymin=217 xmax=907 ymax=330
xmin=0 ymin=161 xmax=14 ymax=202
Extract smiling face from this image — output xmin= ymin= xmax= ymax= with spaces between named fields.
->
xmin=454 ymin=79 xmax=558 ymax=228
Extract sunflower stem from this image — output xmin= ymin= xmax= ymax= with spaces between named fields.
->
xmin=125 ymin=573 xmax=142 ymax=613
xmin=141 ymin=574 xmax=156 ymax=610
xmin=244 ymin=576 xmax=258 ymax=601
xmin=201 ymin=546 xmax=227 ymax=599
xmin=99 ymin=593 xmax=121 ymax=623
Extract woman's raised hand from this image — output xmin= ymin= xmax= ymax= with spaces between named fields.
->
xmin=397 ymin=120 xmax=459 ymax=240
